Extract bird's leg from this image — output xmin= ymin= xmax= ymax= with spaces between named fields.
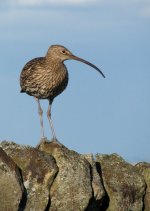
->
xmin=47 ymin=100 xmax=57 ymax=140
xmin=34 ymin=97 xmax=45 ymax=138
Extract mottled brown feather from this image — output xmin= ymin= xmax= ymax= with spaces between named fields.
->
xmin=20 ymin=56 xmax=68 ymax=102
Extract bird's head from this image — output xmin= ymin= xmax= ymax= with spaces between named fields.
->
xmin=47 ymin=45 xmax=74 ymax=61
xmin=46 ymin=44 xmax=105 ymax=78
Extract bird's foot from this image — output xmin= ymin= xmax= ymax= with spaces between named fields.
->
xmin=36 ymin=136 xmax=48 ymax=148
xmin=50 ymin=137 xmax=64 ymax=146
xmin=36 ymin=136 xmax=64 ymax=149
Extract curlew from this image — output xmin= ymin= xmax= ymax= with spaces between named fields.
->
xmin=20 ymin=45 xmax=105 ymax=143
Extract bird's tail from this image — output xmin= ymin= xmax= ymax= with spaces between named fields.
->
xmin=20 ymin=89 xmax=25 ymax=93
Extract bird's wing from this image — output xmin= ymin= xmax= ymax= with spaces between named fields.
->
xmin=20 ymin=57 xmax=44 ymax=91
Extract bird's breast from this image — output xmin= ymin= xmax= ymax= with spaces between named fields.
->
xmin=38 ymin=63 xmax=69 ymax=100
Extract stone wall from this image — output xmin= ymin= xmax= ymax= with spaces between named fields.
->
xmin=0 ymin=139 xmax=149 ymax=211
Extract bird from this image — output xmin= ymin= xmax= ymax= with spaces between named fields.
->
xmin=20 ymin=44 xmax=105 ymax=143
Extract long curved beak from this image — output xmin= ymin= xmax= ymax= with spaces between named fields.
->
xmin=70 ymin=55 xmax=105 ymax=78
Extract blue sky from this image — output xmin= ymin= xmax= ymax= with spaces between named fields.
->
xmin=0 ymin=0 xmax=150 ymax=163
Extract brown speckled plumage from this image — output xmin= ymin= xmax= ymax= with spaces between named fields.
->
xmin=20 ymin=44 xmax=105 ymax=143
xmin=20 ymin=50 xmax=68 ymax=103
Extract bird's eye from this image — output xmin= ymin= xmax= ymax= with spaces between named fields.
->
xmin=62 ymin=50 xmax=66 ymax=54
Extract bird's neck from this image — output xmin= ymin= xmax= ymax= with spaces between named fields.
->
xmin=46 ymin=56 xmax=63 ymax=65
xmin=45 ymin=57 xmax=65 ymax=72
